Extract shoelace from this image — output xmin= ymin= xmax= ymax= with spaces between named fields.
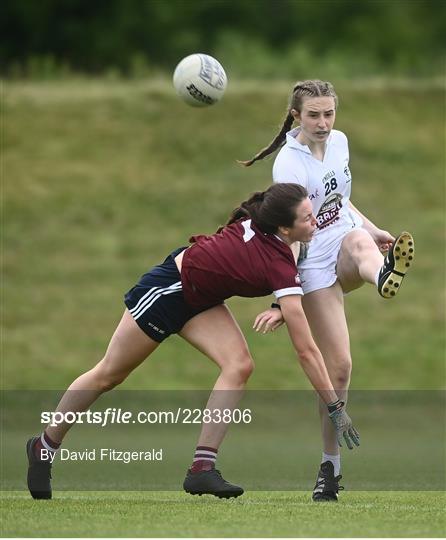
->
xmin=315 ymin=473 xmax=344 ymax=492
xmin=335 ymin=475 xmax=344 ymax=491
xmin=213 ymin=470 xmax=233 ymax=486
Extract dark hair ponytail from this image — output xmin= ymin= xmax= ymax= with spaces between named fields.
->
xmin=222 ymin=183 xmax=308 ymax=234
xmin=224 ymin=191 xmax=264 ymax=226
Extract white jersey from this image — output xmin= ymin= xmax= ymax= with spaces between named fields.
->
xmin=273 ymin=127 xmax=363 ymax=269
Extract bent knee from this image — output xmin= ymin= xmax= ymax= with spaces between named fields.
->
xmin=98 ymin=376 xmax=125 ymax=392
xmin=221 ymin=352 xmax=255 ymax=382
xmin=346 ymin=230 xmax=375 ymax=256
xmin=90 ymin=362 xmax=128 ymax=392
xmin=97 ymin=373 xmax=126 ymax=392
xmin=239 ymin=356 xmax=255 ymax=380
xmin=329 ymin=356 xmax=352 ymax=389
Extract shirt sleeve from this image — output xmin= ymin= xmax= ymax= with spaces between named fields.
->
xmin=273 ymin=285 xmax=303 ymax=298
xmin=269 ymin=256 xmax=303 ymax=298
xmin=272 ymin=150 xmax=307 ymax=189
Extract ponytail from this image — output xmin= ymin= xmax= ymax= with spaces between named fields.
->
xmin=220 ymin=183 xmax=308 ymax=234
xmin=225 ymin=191 xmax=265 ymax=227
xmin=237 ymin=113 xmax=294 ymax=167
xmin=239 ymin=79 xmax=338 ymax=167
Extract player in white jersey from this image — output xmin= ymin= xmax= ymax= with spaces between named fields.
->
xmin=273 ymin=126 xmax=364 ymax=286
xmin=241 ymin=79 xmax=415 ymax=501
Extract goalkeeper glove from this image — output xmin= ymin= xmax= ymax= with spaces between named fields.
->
xmin=327 ymin=399 xmax=360 ymax=450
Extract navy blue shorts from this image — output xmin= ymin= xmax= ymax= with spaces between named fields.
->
xmin=124 ymin=247 xmax=210 ymax=342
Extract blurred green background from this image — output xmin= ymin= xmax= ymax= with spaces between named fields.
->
xmin=2 ymin=0 xmax=445 ymax=391
xmin=1 ymin=0 xmax=445 ymax=79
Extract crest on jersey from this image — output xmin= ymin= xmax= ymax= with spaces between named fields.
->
xmin=344 ymin=164 xmax=351 ymax=181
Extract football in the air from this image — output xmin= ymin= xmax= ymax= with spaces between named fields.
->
xmin=173 ymin=53 xmax=227 ymax=107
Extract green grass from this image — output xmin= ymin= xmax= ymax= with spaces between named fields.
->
xmin=3 ymin=392 xmax=444 ymax=492
xmin=2 ymin=491 xmax=445 ymax=537
xmin=2 ymin=78 xmax=445 ymax=391
xmin=2 ymin=78 xmax=445 ymax=538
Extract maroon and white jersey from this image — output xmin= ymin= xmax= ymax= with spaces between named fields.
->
xmin=181 ymin=219 xmax=303 ymax=309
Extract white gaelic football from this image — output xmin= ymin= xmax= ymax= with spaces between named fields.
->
xmin=173 ymin=54 xmax=227 ymax=107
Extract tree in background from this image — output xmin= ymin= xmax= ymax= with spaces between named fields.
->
xmin=1 ymin=0 xmax=445 ymax=78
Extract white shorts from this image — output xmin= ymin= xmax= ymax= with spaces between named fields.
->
xmin=299 ymin=228 xmax=361 ymax=295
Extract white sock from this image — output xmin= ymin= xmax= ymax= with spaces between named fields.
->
xmin=374 ymin=268 xmax=381 ymax=287
xmin=322 ymin=452 xmax=341 ymax=476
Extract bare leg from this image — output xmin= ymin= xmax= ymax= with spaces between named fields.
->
xmin=179 ymin=304 xmax=254 ymax=449
xmin=302 ymin=283 xmax=351 ymax=456
xmin=303 ymin=230 xmax=382 ymax=456
xmin=337 ymin=229 xmax=384 ymax=293
xmin=45 ymin=310 xmax=159 ymax=443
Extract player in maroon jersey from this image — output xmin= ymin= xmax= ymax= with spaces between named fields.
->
xmin=26 ymin=182 xmax=359 ymax=500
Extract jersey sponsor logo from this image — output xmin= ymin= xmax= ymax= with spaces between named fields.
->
xmin=316 ymin=193 xmax=343 ymax=230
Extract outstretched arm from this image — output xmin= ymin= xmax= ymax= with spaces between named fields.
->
xmin=279 ymin=295 xmax=337 ymax=404
xmin=279 ymin=294 xmax=360 ymax=449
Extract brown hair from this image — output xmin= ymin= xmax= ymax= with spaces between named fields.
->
xmin=239 ymin=80 xmax=338 ymax=167
xmin=222 ymin=183 xmax=308 ymax=234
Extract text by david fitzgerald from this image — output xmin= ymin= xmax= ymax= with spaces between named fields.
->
xmin=40 ymin=448 xmax=163 ymax=464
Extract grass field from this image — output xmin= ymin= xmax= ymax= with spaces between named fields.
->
xmin=2 ymin=78 xmax=445 ymax=391
xmin=2 ymin=78 xmax=445 ymax=537
xmin=2 ymin=491 xmax=445 ymax=537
